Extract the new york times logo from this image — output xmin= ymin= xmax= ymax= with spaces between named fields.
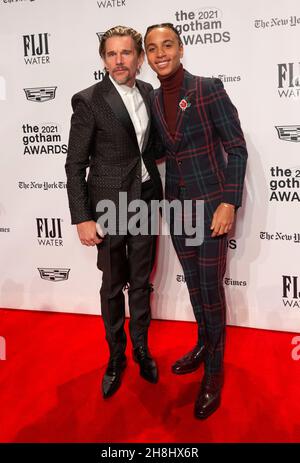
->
xmin=278 ymin=63 xmax=300 ymax=98
xmin=36 ymin=218 xmax=63 ymax=246
xmin=282 ymin=275 xmax=300 ymax=309
xmin=23 ymin=33 xmax=50 ymax=65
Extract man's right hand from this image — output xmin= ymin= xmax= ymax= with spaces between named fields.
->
xmin=76 ymin=221 xmax=103 ymax=246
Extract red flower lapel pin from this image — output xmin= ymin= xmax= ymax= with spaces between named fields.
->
xmin=178 ymin=97 xmax=191 ymax=112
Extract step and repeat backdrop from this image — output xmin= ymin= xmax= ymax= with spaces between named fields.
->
xmin=0 ymin=0 xmax=299 ymax=333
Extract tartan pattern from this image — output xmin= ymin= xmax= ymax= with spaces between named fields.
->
xmin=152 ymin=70 xmax=248 ymax=374
xmin=170 ymin=188 xmax=227 ymax=374
xmin=152 ymin=70 xmax=248 ymax=212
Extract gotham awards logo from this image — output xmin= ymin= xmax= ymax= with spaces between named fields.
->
xmin=174 ymin=7 xmax=231 ymax=46
xmin=22 ymin=123 xmax=67 ymax=155
xmin=269 ymin=166 xmax=300 ymax=202
xmin=23 ymin=33 xmax=50 ymax=65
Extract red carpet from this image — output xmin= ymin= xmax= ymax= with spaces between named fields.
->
xmin=0 ymin=308 xmax=299 ymax=443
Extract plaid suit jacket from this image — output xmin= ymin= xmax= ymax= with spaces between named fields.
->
xmin=151 ymin=70 xmax=248 ymax=215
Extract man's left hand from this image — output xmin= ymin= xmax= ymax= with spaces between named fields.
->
xmin=210 ymin=203 xmax=235 ymax=237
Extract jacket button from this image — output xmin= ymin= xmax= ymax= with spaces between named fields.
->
xmin=178 ymin=161 xmax=182 ymax=165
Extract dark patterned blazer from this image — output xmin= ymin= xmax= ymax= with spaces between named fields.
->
xmin=65 ymin=73 xmax=163 ymax=225
xmin=151 ymin=70 xmax=248 ymax=219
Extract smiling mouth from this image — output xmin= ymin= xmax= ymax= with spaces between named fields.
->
xmin=156 ymin=61 xmax=170 ymax=69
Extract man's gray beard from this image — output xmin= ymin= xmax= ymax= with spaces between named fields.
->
xmin=112 ymin=73 xmax=131 ymax=86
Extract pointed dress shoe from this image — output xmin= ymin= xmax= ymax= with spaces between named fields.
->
xmin=194 ymin=373 xmax=224 ymax=419
xmin=133 ymin=346 xmax=158 ymax=383
xmin=171 ymin=344 xmax=206 ymax=375
xmin=102 ymin=355 xmax=127 ymax=399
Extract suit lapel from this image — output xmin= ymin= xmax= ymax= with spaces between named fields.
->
xmin=136 ymin=80 xmax=151 ymax=153
xmin=153 ymin=89 xmax=175 ymax=151
xmin=173 ymin=71 xmax=196 ymax=151
xmin=152 ymin=70 xmax=196 ymax=153
xmin=101 ymin=74 xmax=139 ymax=148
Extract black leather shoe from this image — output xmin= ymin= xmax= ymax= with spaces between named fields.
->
xmin=102 ymin=355 xmax=127 ymax=399
xmin=133 ymin=346 xmax=158 ymax=384
xmin=171 ymin=345 xmax=206 ymax=375
xmin=194 ymin=373 xmax=223 ymax=419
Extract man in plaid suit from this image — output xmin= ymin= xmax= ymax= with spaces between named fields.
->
xmin=145 ymin=23 xmax=248 ymax=419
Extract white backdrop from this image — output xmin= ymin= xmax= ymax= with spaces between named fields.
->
xmin=0 ymin=0 xmax=299 ymax=333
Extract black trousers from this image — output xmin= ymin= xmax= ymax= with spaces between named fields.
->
xmin=97 ymin=180 xmax=157 ymax=358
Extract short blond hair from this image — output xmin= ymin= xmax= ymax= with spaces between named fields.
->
xmin=99 ymin=25 xmax=144 ymax=58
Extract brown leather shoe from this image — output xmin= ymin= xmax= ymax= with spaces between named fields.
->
xmin=171 ymin=345 xmax=205 ymax=375
xmin=194 ymin=372 xmax=224 ymax=419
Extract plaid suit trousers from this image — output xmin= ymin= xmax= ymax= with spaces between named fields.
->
xmin=170 ymin=186 xmax=227 ymax=375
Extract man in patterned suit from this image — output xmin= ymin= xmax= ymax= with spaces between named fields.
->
xmin=65 ymin=26 xmax=163 ymax=399
xmin=145 ymin=23 xmax=248 ymax=419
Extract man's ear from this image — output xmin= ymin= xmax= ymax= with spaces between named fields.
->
xmin=101 ymin=56 xmax=107 ymax=72
xmin=139 ymin=50 xmax=145 ymax=66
